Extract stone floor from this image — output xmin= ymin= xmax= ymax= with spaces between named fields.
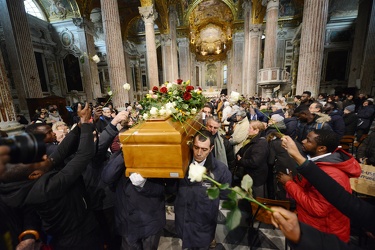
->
xmin=158 ymin=203 xmax=375 ymax=250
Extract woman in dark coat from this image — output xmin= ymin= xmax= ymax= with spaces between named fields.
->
xmin=235 ymin=120 xmax=269 ymax=197
xmin=356 ymin=100 xmax=375 ymax=141
xmin=342 ymin=104 xmax=358 ymax=136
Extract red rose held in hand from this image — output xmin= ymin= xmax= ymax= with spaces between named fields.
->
xmin=152 ymin=86 xmax=159 ymax=92
xmin=186 ymin=86 xmax=194 ymax=92
xmin=183 ymin=91 xmax=192 ymax=101
xmin=160 ymin=86 xmax=168 ymax=93
xmin=177 ymin=79 xmax=183 ymax=85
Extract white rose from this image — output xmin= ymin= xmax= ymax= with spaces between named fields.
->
xmin=191 ymin=108 xmax=197 ymax=114
xmin=150 ymin=107 xmax=158 ymax=115
xmin=166 ymin=109 xmax=172 ymax=116
xmin=143 ymin=113 xmax=149 ymax=120
xmin=188 ymin=163 xmax=207 ymax=182
xmin=230 ymin=91 xmax=240 ymax=102
xmin=92 ymin=55 xmax=100 ymax=63
xmin=159 ymin=108 xmax=166 ymax=116
xmin=165 ymin=102 xmax=174 ymax=110
xmin=107 ymin=90 xmax=113 ymax=96
xmin=123 ymin=83 xmax=131 ymax=90
xmin=167 ymin=82 xmax=173 ymax=89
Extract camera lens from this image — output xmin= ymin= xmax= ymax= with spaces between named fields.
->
xmin=0 ymin=133 xmax=46 ymax=164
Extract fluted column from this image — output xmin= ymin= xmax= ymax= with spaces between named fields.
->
xmin=0 ymin=48 xmax=23 ymax=132
xmin=263 ymin=0 xmax=279 ymax=68
xmin=139 ymin=5 xmax=159 ymax=87
xmin=248 ymin=24 xmax=263 ymax=96
xmin=348 ymin=0 xmax=371 ymax=88
xmin=101 ymin=0 xmax=129 ymax=109
xmin=169 ymin=6 xmax=179 ymax=81
xmin=0 ymin=0 xmax=43 ymax=115
xmin=232 ymin=33 xmax=245 ymax=92
xmin=296 ymin=0 xmax=329 ymax=97
xmin=73 ymin=18 xmax=102 ymax=103
xmin=359 ymin=0 xmax=375 ymax=94
xmin=177 ymin=38 xmax=191 ymax=83
xmin=242 ymin=1 xmax=251 ymax=95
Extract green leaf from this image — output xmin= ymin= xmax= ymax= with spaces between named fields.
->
xmin=226 ymin=207 xmax=242 ymax=230
xmin=220 ymin=183 xmax=230 ymax=190
xmin=232 ymin=186 xmax=248 ymax=199
xmin=241 ymin=174 xmax=254 ymax=195
xmin=222 ymin=200 xmax=237 ymax=210
xmin=207 ymin=186 xmax=220 ymax=200
xmin=227 ymin=190 xmax=238 ymax=201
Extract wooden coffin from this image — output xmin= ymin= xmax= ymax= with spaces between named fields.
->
xmin=119 ymin=116 xmax=201 ymax=178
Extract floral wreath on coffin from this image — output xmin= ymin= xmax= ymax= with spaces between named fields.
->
xmin=139 ymin=79 xmax=207 ymax=123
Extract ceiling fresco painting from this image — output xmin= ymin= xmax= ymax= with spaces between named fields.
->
xmin=38 ymin=0 xmax=80 ymax=22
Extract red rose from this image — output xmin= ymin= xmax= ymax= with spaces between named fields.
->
xmin=183 ymin=91 xmax=192 ymax=101
xmin=160 ymin=86 xmax=168 ymax=93
xmin=177 ymin=79 xmax=183 ymax=85
xmin=198 ymin=87 xmax=202 ymax=91
xmin=152 ymin=86 xmax=159 ymax=92
xmin=186 ymin=86 xmax=194 ymax=92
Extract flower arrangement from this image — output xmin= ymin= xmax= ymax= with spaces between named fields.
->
xmin=188 ymin=163 xmax=272 ymax=230
xmin=139 ymin=79 xmax=206 ymax=122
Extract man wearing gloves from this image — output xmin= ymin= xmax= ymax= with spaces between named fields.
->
xmin=101 ymin=149 xmax=166 ymax=250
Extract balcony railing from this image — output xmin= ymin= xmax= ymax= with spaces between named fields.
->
xmin=258 ymin=67 xmax=290 ymax=87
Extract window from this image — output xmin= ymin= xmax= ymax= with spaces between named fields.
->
xmin=24 ymin=0 xmax=47 ymax=21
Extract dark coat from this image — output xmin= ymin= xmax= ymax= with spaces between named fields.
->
xmin=357 ymin=132 xmax=375 ymax=165
xmin=284 ymin=117 xmax=298 ymax=139
xmin=0 ymin=124 xmax=99 ymax=249
xmin=236 ymin=133 xmax=269 ymax=187
xmin=357 ymin=105 xmax=375 ymax=130
xmin=174 ymin=153 xmax=232 ymax=248
xmin=101 ymin=152 xmax=166 ymax=243
xmin=328 ymin=110 xmax=345 ymax=139
xmin=343 ymin=112 xmax=358 ymax=136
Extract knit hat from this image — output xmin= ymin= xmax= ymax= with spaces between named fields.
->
xmin=344 ymin=104 xmax=355 ymax=112
xmin=271 ymin=114 xmax=284 ymax=122
xmin=367 ymin=98 xmax=374 ymax=103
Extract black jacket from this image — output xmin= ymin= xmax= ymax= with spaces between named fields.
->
xmin=174 ymin=153 xmax=232 ymax=248
xmin=284 ymin=117 xmax=298 ymax=139
xmin=328 ymin=110 xmax=345 ymax=139
xmin=0 ymin=124 xmax=98 ymax=249
xmin=101 ymin=151 xmax=166 ymax=243
xmin=236 ymin=133 xmax=269 ymax=187
xmin=357 ymin=132 xmax=375 ymax=165
xmin=343 ymin=112 xmax=358 ymax=136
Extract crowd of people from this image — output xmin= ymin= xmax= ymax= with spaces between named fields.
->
xmin=0 ymin=90 xmax=375 ymax=250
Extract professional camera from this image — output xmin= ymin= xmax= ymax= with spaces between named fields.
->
xmin=0 ymin=133 xmax=46 ymax=164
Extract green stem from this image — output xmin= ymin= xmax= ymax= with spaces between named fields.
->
xmin=258 ymin=109 xmax=283 ymax=135
xmin=102 ymin=95 xmax=113 ymax=108
xmin=203 ymin=174 xmax=273 ymax=212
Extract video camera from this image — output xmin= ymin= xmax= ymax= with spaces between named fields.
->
xmin=0 ymin=133 xmax=46 ymax=164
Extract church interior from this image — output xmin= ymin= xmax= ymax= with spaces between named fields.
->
xmin=0 ymin=0 xmax=374 ymax=133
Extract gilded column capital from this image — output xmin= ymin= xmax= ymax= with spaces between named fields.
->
xmin=139 ymin=5 xmax=158 ymax=24
xmin=140 ymin=0 xmax=153 ymax=7
xmin=263 ymin=0 xmax=279 ymax=9
xmin=249 ymin=24 xmax=263 ymax=33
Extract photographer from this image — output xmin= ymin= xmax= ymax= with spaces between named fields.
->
xmin=0 ymin=103 xmax=103 ymax=250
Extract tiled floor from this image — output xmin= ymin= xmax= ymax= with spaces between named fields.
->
xmin=159 ymin=203 xmax=375 ymax=250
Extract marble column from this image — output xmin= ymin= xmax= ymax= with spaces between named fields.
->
xmin=169 ymin=6 xmax=179 ymax=81
xmin=296 ymin=0 xmax=329 ymax=97
xmin=242 ymin=1 xmax=251 ymax=95
xmin=100 ymin=0 xmax=129 ymax=109
xmin=73 ymin=18 xmax=101 ymax=103
xmin=0 ymin=48 xmax=24 ymax=133
xmin=248 ymin=24 xmax=263 ymax=96
xmin=177 ymin=38 xmax=191 ymax=83
xmin=357 ymin=0 xmax=375 ymax=94
xmin=139 ymin=5 xmax=159 ymax=87
xmin=231 ymin=32 xmax=245 ymax=92
xmin=0 ymin=0 xmax=43 ymax=116
xmin=263 ymin=0 xmax=279 ymax=69
xmin=348 ymin=0 xmax=372 ymax=88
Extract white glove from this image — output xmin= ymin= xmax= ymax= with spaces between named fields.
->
xmin=129 ymin=173 xmax=146 ymax=187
